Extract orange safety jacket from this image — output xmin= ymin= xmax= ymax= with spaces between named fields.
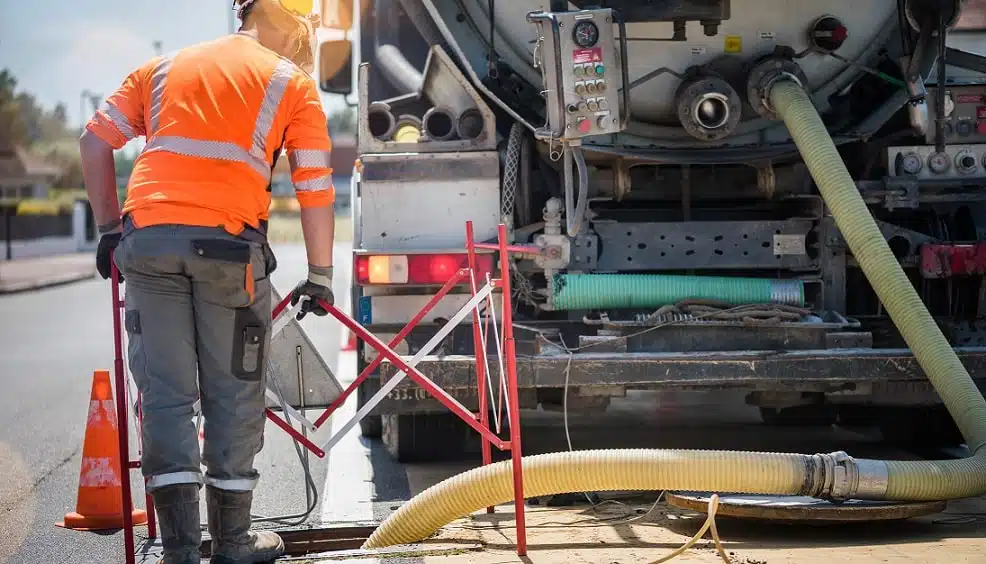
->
xmin=86 ymin=33 xmax=334 ymax=237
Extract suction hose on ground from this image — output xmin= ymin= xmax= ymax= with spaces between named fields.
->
xmin=362 ymin=79 xmax=986 ymax=550
xmin=768 ymin=80 xmax=986 ymax=497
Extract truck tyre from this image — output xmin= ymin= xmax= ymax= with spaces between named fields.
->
xmin=759 ymin=405 xmax=838 ymax=427
xmin=356 ymin=379 xmax=383 ymax=439
xmin=381 ymin=413 xmax=468 ymax=463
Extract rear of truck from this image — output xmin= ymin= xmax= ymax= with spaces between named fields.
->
xmin=316 ymin=0 xmax=986 ymax=462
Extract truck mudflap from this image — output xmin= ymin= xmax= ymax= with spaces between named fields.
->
xmin=377 ymin=346 xmax=986 ymax=391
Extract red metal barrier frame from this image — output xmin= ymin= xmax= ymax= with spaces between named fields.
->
xmin=112 ymin=221 xmax=529 ymax=561
xmin=307 ymin=221 xmax=528 ymax=554
xmin=110 ymin=262 xmax=148 ymax=564
xmin=310 ymin=268 xmax=469 ymax=429
xmin=476 ymin=223 xmax=527 ymax=554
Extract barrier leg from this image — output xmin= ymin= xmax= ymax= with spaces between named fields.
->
xmin=497 ymin=223 xmax=526 ymax=556
xmin=111 ymin=265 xmax=137 ymax=564
xmin=466 ymin=222 xmax=495 ymax=513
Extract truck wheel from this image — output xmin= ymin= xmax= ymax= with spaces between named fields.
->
xmin=759 ymin=405 xmax=838 ymax=427
xmin=356 ymin=379 xmax=382 ymax=439
xmin=382 ymin=413 xmax=468 ymax=463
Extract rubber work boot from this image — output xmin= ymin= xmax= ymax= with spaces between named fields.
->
xmin=151 ymin=483 xmax=202 ymax=564
xmin=206 ymin=486 xmax=285 ymax=564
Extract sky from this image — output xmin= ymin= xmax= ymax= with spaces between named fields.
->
xmin=0 ymin=0 xmax=349 ymax=136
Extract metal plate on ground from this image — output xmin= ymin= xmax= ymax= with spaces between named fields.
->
xmin=266 ymin=287 xmax=344 ymax=410
xmin=665 ymin=492 xmax=947 ymax=523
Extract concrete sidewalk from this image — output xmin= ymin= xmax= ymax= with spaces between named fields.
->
xmin=0 ymin=253 xmax=96 ymax=294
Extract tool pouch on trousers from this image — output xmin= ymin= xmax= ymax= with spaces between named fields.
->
xmin=190 ymin=238 xmax=270 ymax=382
xmin=191 ymin=239 xmax=259 ymax=309
xmin=232 ymin=310 xmax=266 ymax=382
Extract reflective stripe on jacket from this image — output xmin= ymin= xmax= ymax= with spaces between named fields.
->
xmin=86 ymin=33 xmax=334 ymax=236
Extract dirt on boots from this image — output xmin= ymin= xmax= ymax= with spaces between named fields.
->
xmin=152 ymin=483 xmax=202 ymax=564
xmin=206 ymin=486 xmax=285 ymax=564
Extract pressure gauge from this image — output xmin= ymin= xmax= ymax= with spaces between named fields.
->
xmin=928 ymin=151 xmax=951 ymax=174
xmin=573 ymin=21 xmax=599 ymax=48
xmin=899 ymin=152 xmax=923 ymax=175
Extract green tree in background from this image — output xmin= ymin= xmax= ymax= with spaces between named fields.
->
xmin=1 ymin=68 xmax=92 ymax=193
xmin=0 ymin=69 xmax=28 ymax=150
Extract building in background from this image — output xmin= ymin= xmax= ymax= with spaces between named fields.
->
xmin=0 ymin=146 xmax=61 ymax=201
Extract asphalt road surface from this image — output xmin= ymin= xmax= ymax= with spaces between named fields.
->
xmin=0 ymin=242 xmax=394 ymax=564
xmin=0 ymin=242 xmax=959 ymax=564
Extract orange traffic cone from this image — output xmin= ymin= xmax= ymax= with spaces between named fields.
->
xmin=341 ymin=331 xmax=357 ymax=351
xmin=57 ymin=370 xmax=148 ymax=531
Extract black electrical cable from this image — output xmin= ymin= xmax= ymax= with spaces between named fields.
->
xmin=935 ymin=11 xmax=948 ymax=154
xmin=487 ymin=0 xmax=498 ymax=79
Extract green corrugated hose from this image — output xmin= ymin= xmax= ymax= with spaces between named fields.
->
xmin=361 ymin=80 xmax=986 ymax=550
xmin=770 ymin=80 xmax=986 ymax=499
xmin=551 ymin=273 xmax=804 ymax=309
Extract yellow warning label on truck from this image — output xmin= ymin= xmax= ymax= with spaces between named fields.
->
xmin=724 ymin=35 xmax=742 ymax=53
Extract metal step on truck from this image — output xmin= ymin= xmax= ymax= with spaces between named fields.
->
xmin=314 ymin=0 xmax=986 ymax=462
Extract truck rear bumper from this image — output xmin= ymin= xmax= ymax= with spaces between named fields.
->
xmin=378 ymin=346 xmax=986 ymax=391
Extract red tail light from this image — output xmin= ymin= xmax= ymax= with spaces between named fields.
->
xmin=354 ymin=253 xmax=494 ymax=285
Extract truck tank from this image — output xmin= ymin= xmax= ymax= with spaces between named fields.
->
xmin=448 ymin=0 xmax=899 ymax=146
xmin=317 ymin=0 xmax=986 ymax=462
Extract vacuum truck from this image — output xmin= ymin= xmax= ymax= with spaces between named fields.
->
xmin=314 ymin=0 xmax=986 ymax=462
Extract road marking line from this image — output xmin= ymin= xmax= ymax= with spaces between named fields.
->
xmin=321 ymin=272 xmax=376 ymax=524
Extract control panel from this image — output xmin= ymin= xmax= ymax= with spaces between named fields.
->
xmin=887 ymin=144 xmax=986 ymax=180
xmin=926 ymin=86 xmax=986 ymax=145
xmin=528 ymin=8 xmax=626 ymax=142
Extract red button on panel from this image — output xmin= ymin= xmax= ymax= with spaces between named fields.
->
xmin=978 ymin=121 xmax=986 ymax=135
xmin=577 ymin=118 xmax=592 ymax=134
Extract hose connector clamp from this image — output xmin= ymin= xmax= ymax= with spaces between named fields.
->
xmin=824 ymin=451 xmax=857 ymax=501
xmin=746 ymin=57 xmax=809 ymax=121
xmin=811 ymin=452 xmax=890 ymax=501
xmin=805 ymin=451 xmax=862 ymax=501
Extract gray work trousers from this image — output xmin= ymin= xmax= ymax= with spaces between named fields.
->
xmin=114 ymin=223 xmax=275 ymax=493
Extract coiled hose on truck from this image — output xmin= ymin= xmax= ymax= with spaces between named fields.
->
xmin=362 ymin=79 xmax=986 ymax=549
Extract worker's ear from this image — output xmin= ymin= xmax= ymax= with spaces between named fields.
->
xmin=318 ymin=39 xmax=353 ymax=96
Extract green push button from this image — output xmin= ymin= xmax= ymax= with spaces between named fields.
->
xmin=595 ymin=64 xmax=605 ymax=75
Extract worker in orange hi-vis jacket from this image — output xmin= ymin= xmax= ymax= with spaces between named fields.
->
xmin=79 ymin=1 xmax=334 ymax=562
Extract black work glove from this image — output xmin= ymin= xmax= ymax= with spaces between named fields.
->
xmin=97 ymin=233 xmax=123 ymax=281
xmin=290 ymin=265 xmax=334 ymax=320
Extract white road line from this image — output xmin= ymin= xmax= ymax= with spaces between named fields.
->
xmin=321 ymin=277 xmax=376 ymax=524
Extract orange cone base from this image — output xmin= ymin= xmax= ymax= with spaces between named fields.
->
xmin=57 ymin=508 xmax=148 ymax=531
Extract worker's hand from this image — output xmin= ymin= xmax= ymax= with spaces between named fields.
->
xmin=290 ymin=265 xmax=334 ymax=320
xmin=96 ymin=232 xmax=123 ymax=281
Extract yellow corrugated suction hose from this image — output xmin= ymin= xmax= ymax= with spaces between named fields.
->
xmin=769 ymin=80 xmax=986 ymax=500
xmin=361 ymin=79 xmax=986 ymax=550
xmin=365 ymin=449 xmax=847 ymax=548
